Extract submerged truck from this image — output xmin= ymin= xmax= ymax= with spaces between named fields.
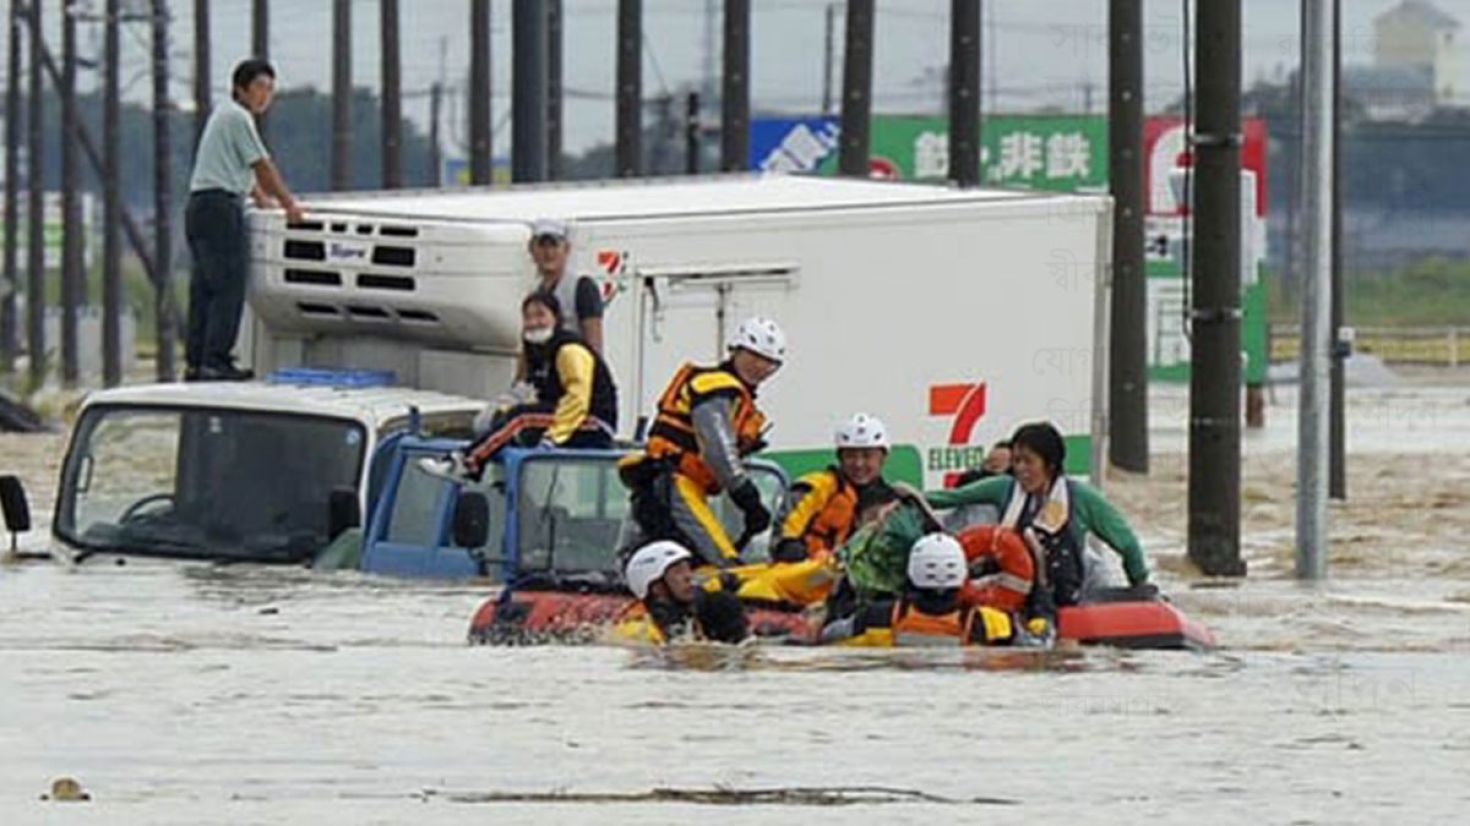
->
xmin=35 ymin=174 xmax=1112 ymax=568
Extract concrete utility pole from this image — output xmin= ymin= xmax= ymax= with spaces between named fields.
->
xmin=193 ymin=0 xmax=210 ymax=149
xmin=381 ymin=0 xmax=403 ymax=189
xmin=1186 ymin=0 xmax=1245 ymax=576
xmin=469 ymin=0 xmax=492 ymax=185
xmin=685 ymin=91 xmax=701 ymax=174
xmin=331 ymin=0 xmax=351 ymax=190
xmin=546 ymin=0 xmax=563 ymax=180
xmin=1108 ymin=0 xmax=1148 ymax=473
xmin=511 ymin=0 xmax=548 ymax=182
xmin=837 ymin=0 xmax=873 ymax=177
xmin=61 ymin=1 xmax=82 ymax=385
xmin=615 ymin=0 xmax=642 ymax=177
xmin=720 ymin=0 xmax=750 ymax=172
xmin=1329 ymin=0 xmax=1347 ymax=501
xmin=153 ymin=0 xmax=176 ymax=381
xmin=104 ymin=0 xmax=123 ymax=386
xmin=948 ymin=0 xmax=981 ymax=187
xmin=26 ymin=0 xmax=44 ymax=387
xmin=1 ymin=0 xmax=20 ymax=373
xmin=428 ymin=82 xmax=443 ymax=185
xmin=1296 ymin=0 xmax=1337 ymax=580
xmin=252 ymin=0 xmax=268 ymax=139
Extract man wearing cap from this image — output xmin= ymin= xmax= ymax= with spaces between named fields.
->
xmin=529 ymin=218 xmax=604 ymax=352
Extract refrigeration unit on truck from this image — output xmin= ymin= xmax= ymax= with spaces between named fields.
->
xmin=43 ymin=173 xmax=1112 ymax=567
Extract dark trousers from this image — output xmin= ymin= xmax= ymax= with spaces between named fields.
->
xmin=184 ymin=190 xmax=248 ymax=371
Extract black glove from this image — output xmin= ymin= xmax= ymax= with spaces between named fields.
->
xmin=729 ymin=478 xmax=771 ymax=537
xmin=770 ymin=538 xmax=810 ymax=564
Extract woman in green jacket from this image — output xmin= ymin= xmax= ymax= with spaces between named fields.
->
xmin=926 ymin=421 xmax=1149 ymax=606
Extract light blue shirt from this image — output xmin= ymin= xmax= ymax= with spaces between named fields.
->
xmin=188 ymin=99 xmax=269 ymax=195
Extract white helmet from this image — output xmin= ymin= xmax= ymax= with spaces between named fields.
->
xmin=835 ymin=413 xmax=889 ymax=451
xmin=727 ymin=317 xmax=787 ymax=364
xmin=907 ymin=533 xmax=967 ymax=590
xmin=624 ymin=541 xmax=693 ymax=600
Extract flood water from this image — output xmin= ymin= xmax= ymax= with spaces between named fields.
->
xmin=3 ymin=382 xmax=1470 ymax=822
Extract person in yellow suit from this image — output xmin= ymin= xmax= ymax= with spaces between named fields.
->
xmin=772 ymin=413 xmax=899 ymax=564
xmin=419 ymin=291 xmax=618 ymax=481
xmin=614 ymin=541 xmax=749 ymax=644
xmin=620 ymin=317 xmax=786 ymax=568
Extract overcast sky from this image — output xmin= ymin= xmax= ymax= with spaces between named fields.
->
xmin=8 ymin=0 xmax=1469 ymax=154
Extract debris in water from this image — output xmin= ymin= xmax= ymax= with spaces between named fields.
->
xmin=426 ymin=785 xmax=1018 ymax=807
xmin=41 ymin=777 xmax=90 ymax=802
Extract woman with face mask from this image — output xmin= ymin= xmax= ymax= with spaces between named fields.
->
xmin=419 ymin=291 xmax=618 ymax=482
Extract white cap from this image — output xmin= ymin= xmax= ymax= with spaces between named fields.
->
xmin=624 ymin=541 xmax=693 ymax=600
xmin=531 ymin=218 xmax=569 ymax=240
xmin=907 ymin=533 xmax=967 ymax=590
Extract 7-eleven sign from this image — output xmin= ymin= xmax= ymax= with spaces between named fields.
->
xmin=928 ymin=382 xmax=988 ymax=487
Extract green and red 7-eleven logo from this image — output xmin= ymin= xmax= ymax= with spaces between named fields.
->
xmin=928 ymin=381 xmax=989 ymax=486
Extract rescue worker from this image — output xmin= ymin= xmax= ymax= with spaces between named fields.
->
xmin=926 ymin=421 xmax=1150 ymax=607
xmin=419 ymin=291 xmax=617 ymax=481
xmin=820 ymin=533 xmax=1021 ymax=647
xmin=771 ymin=413 xmax=898 ymax=563
xmin=619 ymin=317 xmax=786 ymax=569
xmin=614 ymin=541 xmax=750 ymax=644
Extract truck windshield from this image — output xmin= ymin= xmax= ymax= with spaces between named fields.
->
xmin=56 ymin=405 xmax=366 ymax=563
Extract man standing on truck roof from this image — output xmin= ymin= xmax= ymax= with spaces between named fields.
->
xmin=529 ymin=218 xmax=604 ymax=353
xmin=619 ymin=317 xmax=786 ymax=569
xmin=184 ymin=58 xmax=305 ymax=382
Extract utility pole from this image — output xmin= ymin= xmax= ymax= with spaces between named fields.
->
xmin=821 ymin=3 xmax=837 ymax=116
xmin=252 ymin=0 xmax=268 ymax=139
xmin=511 ymin=0 xmax=548 ymax=182
xmin=1 ymin=0 xmax=20 ymax=374
xmin=1329 ymin=0 xmax=1347 ymax=500
xmin=616 ymin=0 xmax=643 ymax=178
xmin=838 ymin=0 xmax=873 ymax=177
xmin=469 ymin=0 xmax=492 ymax=185
xmin=331 ymin=0 xmax=351 ymax=190
xmin=381 ymin=0 xmax=403 ymax=189
xmin=720 ymin=0 xmax=750 ymax=172
xmin=152 ymin=0 xmax=176 ymax=381
xmin=61 ymin=0 xmax=81 ymax=385
xmin=1186 ymin=0 xmax=1245 ymax=576
xmin=1109 ymin=0 xmax=1148 ymax=473
xmin=428 ymin=82 xmax=443 ymax=186
xmin=948 ymin=0 xmax=981 ymax=187
xmin=26 ymin=0 xmax=44 ymax=388
xmin=685 ymin=92 xmax=701 ymax=174
xmin=103 ymin=0 xmax=122 ymax=386
xmin=1296 ymin=0 xmax=1336 ymax=580
xmin=192 ymin=0 xmax=210 ymax=150
xmin=546 ymin=0 xmax=563 ymax=180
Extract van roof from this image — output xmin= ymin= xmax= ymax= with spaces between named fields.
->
xmin=79 ymin=382 xmax=485 ymax=428
xmin=306 ymin=173 xmax=1099 ymax=225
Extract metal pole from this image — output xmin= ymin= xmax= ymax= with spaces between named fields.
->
xmin=380 ymin=0 xmax=402 ymax=189
xmin=153 ymin=0 xmax=176 ymax=381
xmin=615 ymin=0 xmax=643 ymax=178
xmin=26 ymin=0 xmax=44 ymax=388
xmin=720 ymin=0 xmax=750 ymax=172
xmin=685 ymin=91 xmax=701 ymax=175
xmin=1328 ymin=0 xmax=1347 ymax=500
xmin=103 ymin=0 xmax=122 ymax=387
xmin=1108 ymin=0 xmax=1148 ymax=473
xmin=469 ymin=0 xmax=492 ymax=185
xmin=1186 ymin=0 xmax=1245 ymax=576
xmin=252 ymin=0 xmax=268 ymax=139
xmin=2 ymin=0 xmax=23 ymax=374
xmin=546 ymin=0 xmax=563 ymax=180
xmin=61 ymin=0 xmax=81 ymax=385
xmin=822 ymin=3 xmax=836 ymax=116
xmin=1296 ymin=0 xmax=1335 ymax=580
xmin=192 ymin=0 xmax=210 ymax=150
xmin=838 ymin=0 xmax=873 ymax=178
xmin=948 ymin=0 xmax=980 ymax=187
xmin=331 ymin=0 xmax=352 ymax=190
xmin=511 ymin=0 xmax=548 ymax=183
xmin=428 ymin=82 xmax=443 ymax=185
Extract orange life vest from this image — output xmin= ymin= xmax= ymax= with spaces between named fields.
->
xmin=645 ymin=362 xmax=768 ymax=494
xmin=780 ymin=467 xmax=859 ymax=559
xmin=956 ymin=525 xmax=1035 ymax=614
xmin=890 ymin=600 xmax=976 ymax=647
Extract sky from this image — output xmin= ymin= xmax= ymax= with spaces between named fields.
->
xmin=6 ymin=0 xmax=1469 ymax=155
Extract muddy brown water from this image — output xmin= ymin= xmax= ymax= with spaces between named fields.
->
xmin=2 ymin=384 xmax=1468 ymax=822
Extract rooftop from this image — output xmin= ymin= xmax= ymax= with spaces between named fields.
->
xmin=79 ymin=381 xmax=485 ymax=427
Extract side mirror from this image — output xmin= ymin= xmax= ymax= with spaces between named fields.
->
xmin=0 ymin=475 xmax=32 ymax=553
xmin=327 ymin=487 xmax=361 ymax=540
xmin=452 ymin=491 xmax=491 ymax=549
